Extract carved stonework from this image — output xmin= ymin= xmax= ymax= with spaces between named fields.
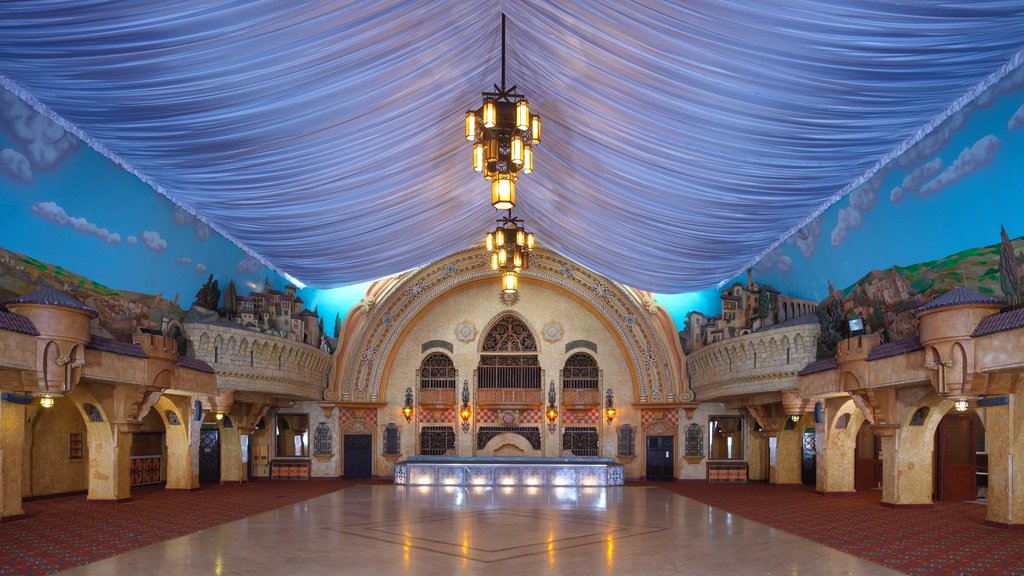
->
xmin=339 ymin=245 xmax=676 ymax=404
xmin=542 ymin=321 xmax=563 ymax=343
xmin=455 ymin=321 xmax=476 ymax=343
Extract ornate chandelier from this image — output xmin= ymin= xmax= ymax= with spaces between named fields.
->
xmin=467 ymin=14 xmax=541 ymax=294
xmin=464 ymin=14 xmax=541 ymax=211
xmin=486 ymin=210 xmax=535 ymax=294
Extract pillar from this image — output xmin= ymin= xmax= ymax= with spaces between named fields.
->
xmin=771 ymin=419 xmax=802 ymax=485
xmin=985 ymin=385 xmax=1024 ymax=527
xmin=0 ymin=401 xmax=26 ymax=518
xmin=747 ymin=431 xmax=768 ymax=481
xmin=160 ymin=396 xmax=198 ymax=490
xmin=878 ymin=425 xmax=933 ymax=507
xmin=815 ymin=399 xmax=860 ymax=494
xmin=219 ymin=421 xmax=243 ymax=483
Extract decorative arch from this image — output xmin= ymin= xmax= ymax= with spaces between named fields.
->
xmin=419 ymin=352 xmax=456 ymax=388
xmin=479 ymin=312 xmax=538 ymax=353
xmin=479 ymin=432 xmax=536 ymax=456
xmin=562 ymin=352 xmax=599 ymax=389
xmin=335 ymin=245 xmax=680 ymax=404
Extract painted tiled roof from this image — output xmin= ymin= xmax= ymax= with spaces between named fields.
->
xmin=866 ymin=335 xmax=923 ymax=361
xmin=972 ymin=308 xmax=1024 ymax=338
xmin=914 ymin=287 xmax=1003 ymax=316
xmin=176 ymin=356 xmax=215 ymax=374
xmin=798 ymin=357 xmax=837 ymax=376
xmin=0 ymin=310 xmax=39 ymax=336
xmin=87 ymin=336 xmax=148 ymax=358
xmin=5 ymin=287 xmax=99 ymax=318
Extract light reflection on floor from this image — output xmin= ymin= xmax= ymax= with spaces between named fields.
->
xmin=55 ymin=485 xmax=901 ymax=576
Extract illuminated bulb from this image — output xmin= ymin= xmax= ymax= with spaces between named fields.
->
xmin=513 ymin=250 xmax=523 ymax=270
xmin=473 ymin=143 xmax=484 ymax=172
xmin=530 ymin=115 xmax=541 ymax=144
xmin=484 ymin=137 xmax=499 ymax=163
xmin=482 ymin=98 xmax=496 ymax=128
xmin=215 ymin=412 xmax=224 ymax=421
xmin=491 ymin=176 xmax=515 ymax=210
xmin=498 ymin=249 xmax=507 ymax=266
xmin=516 ymin=99 xmax=530 ymax=130
xmin=523 ymin=145 xmax=533 ymax=174
xmin=39 ymin=395 xmax=54 ymax=409
xmin=511 ymin=135 xmax=524 ymax=166
xmin=486 ymin=232 xmax=494 ymax=251
xmin=502 ymin=271 xmax=518 ymax=294
xmin=516 ymin=228 xmax=525 ymax=246
xmin=464 ymin=111 xmax=477 ymax=140
xmin=526 ymin=233 xmax=535 ymax=251
xmin=490 ymin=253 xmax=498 ymax=270
xmin=495 ymin=228 xmax=505 ymax=246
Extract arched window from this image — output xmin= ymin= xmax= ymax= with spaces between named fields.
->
xmin=478 ymin=315 xmax=540 ymax=388
xmin=561 ymin=353 xmax=598 ymax=389
xmin=419 ymin=352 xmax=456 ymax=388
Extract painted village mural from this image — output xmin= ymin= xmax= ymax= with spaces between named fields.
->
xmin=0 ymin=84 xmax=365 ymax=349
xmin=3 ymin=62 xmax=1024 ymax=365
xmin=679 ymin=65 xmax=1024 ymax=361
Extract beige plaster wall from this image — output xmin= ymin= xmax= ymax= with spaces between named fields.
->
xmin=677 ymin=402 xmax=748 ymax=480
xmin=27 ymin=399 xmax=88 ymax=497
xmin=379 ymin=278 xmax=637 ymax=470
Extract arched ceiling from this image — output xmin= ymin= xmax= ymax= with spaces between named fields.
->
xmin=1 ymin=2 xmax=1022 ymax=292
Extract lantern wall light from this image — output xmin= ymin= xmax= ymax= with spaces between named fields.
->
xmin=460 ymin=380 xmax=472 ymax=432
xmin=546 ymin=380 xmax=558 ymax=433
xmin=604 ymin=389 xmax=617 ymax=424
xmin=403 ymin=387 xmax=415 ymax=422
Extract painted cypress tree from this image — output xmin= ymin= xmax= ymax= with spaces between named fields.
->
xmin=221 ymin=279 xmax=238 ymax=318
xmin=999 ymin=226 xmax=1021 ymax=309
xmin=334 ymin=312 xmax=342 ymax=338
xmin=815 ymin=289 xmax=846 ymax=360
xmin=193 ymin=274 xmax=220 ymax=310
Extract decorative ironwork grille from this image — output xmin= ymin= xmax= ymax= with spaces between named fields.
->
xmin=482 ymin=316 xmax=537 ymax=352
xmin=420 ymin=426 xmax=456 ymax=455
xmin=910 ymin=407 xmax=928 ymax=426
xmin=803 ymin=429 xmax=816 ymax=453
xmin=617 ymin=424 xmax=636 ymax=457
xmin=383 ymin=423 xmax=401 ymax=455
xmin=313 ymin=421 xmax=332 ymax=456
xmin=221 ymin=415 xmax=234 ymax=428
xmin=562 ymin=426 xmax=598 ymax=456
xmin=685 ymin=423 xmax=704 ymax=458
xmin=165 ymin=410 xmax=180 ymax=426
xmin=562 ymin=353 xmax=599 ymax=389
xmin=421 ymin=339 xmax=454 ymax=354
xmin=784 ymin=418 xmax=797 ymax=430
xmin=84 ymin=403 xmax=103 ymax=423
xmin=69 ymin=433 xmax=83 ymax=460
xmin=419 ymin=352 xmax=456 ymax=388
xmin=477 ymin=426 xmax=541 ymax=450
xmin=565 ymin=340 xmax=597 ymax=354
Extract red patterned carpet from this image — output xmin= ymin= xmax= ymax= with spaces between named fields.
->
xmin=0 ymin=480 xmax=385 ymax=576
xmin=654 ymin=482 xmax=1024 ymax=576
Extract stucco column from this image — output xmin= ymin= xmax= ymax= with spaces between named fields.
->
xmin=219 ymin=422 xmax=243 ymax=483
xmin=747 ymin=432 xmax=768 ymax=481
xmin=985 ymin=387 xmax=1024 ymax=527
xmin=772 ymin=423 xmax=802 ymax=485
xmin=86 ymin=424 xmax=134 ymax=502
xmin=161 ymin=396 xmax=199 ymax=490
xmin=0 ymin=400 xmax=26 ymax=518
xmin=815 ymin=399 xmax=859 ymax=494
xmin=879 ymin=424 xmax=933 ymax=507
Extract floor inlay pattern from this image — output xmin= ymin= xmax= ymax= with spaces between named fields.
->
xmin=54 ymin=485 xmax=901 ymax=576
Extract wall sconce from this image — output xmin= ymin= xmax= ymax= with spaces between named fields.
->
xmin=789 ymin=414 xmax=800 ymax=423
xmin=38 ymin=395 xmax=55 ymax=409
xmin=604 ymin=389 xmax=617 ymax=424
xmin=460 ymin=379 xmax=472 ymax=432
xmin=402 ymin=387 xmax=414 ymax=422
xmin=215 ymin=412 xmax=224 ymax=421
xmin=546 ymin=380 xmax=558 ymax=433
xmin=954 ymin=399 xmax=969 ymax=412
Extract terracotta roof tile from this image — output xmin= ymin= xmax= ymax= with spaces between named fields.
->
xmin=0 ymin=310 xmax=39 ymax=336
xmin=87 ymin=336 xmax=148 ymax=358
xmin=972 ymin=308 xmax=1024 ymax=338
xmin=176 ymin=356 xmax=215 ymax=374
xmin=798 ymin=357 xmax=837 ymax=376
xmin=6 ymin=287 xmax=99 ymax=318
xmin=867 ymin=335 xmax=923 ymax=361
xmin=914 ymin=287 xmax=1003 ymax=316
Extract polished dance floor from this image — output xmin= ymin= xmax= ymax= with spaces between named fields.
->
xmin=54 ymin=485 xmax=898 ymax=576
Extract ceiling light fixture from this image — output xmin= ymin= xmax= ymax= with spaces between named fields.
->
xmin=465 ymin=14 xmax=540 ymax=211
xmin=486 ymin=210 xmax=534 ymax=294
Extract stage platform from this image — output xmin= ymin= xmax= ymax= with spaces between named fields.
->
xmin=392 ymin=456 xmax=625 ymax=487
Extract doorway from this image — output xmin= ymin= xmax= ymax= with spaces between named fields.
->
xmin=199 ymin=427 xmax=220 ymax=484
xmin=854 ymin=423 xmax=882 ymax=490
xmin=645 ymin=435 xmax=674 ymax=481
xmin=801 ymin=428 xmax=816 ymax=485
xmin=934 ymin=413 xmax=976 ymax=501
xmin=343 ymin=434 xmax=372 ymax=479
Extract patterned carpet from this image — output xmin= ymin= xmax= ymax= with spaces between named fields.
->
xmin=653 ymin=482 xmax=1024 ymax=576
xmin=0 ymin=479 xmax=385 ymax=576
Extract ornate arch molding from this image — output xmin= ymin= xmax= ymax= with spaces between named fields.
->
xmin=335 ymin=245 xmax=681 ymax=404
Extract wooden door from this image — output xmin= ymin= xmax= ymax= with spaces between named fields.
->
xmin=854 ymin=424 xmax=882 ymax=490
xmin=801 ymin=429 xmax=816 ymax=485
xmin=645 ymin=435 xmax=674 ymax=481
xmin=935 ymin=413 xmax=976 ymax=501
xmin=199 ymin=428 xmax=220 ymax=484
xmin=343 ymin=434 xmax=372 ymax=479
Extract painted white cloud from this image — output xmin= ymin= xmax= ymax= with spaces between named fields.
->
xmin=754 ymin=246 xmax=792 ymax=274
xmin=0 ymin=90 xmax=78 ymax=169
xmin=126 ymin=235 xmax=138 ymax=245
xmin=1009 ymin=104 xmax=1024 ymax=130
xmin=889 ymin=186 xmax=904 ymax=203
xmin=171 ymin=204 xmax=212 ymax=241
xmin=897 ymin=110 xmax=966 ymax=169
xmin=900 ymin=158 xmax=943 ymax=193
xmin=236 ymin=255 xmax=262 ymax=275
xmin=175 ymin=256 xmax=192 ymax=265
xmin=193 ymin=221 xmax=211 ymax=241
xmin=919 ymin=134 xmax=1000 ymax=197
xmin=141 ymin=230 xmax=167 ymax=252
xmin=829 ymin=175 xmax=881 ymax=247
xmin=0 ymin=148 xmax=32 ymax=182
xmin=32 ymin=201 xmax=121 ymax=244
xmin=196 ymin=264 xmax=208 ymax=274
xmin=786 ymin=214 xmax=822 ymax=258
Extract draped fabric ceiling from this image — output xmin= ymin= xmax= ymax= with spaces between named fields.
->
xmin=2 ymin=2 xmax=1023 ymax=292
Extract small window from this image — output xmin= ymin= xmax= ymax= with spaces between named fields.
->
xmin=685 ymin=424 xmax=704 ymax=458
xmin=69 ymin=433 xmax=83 ymax=460
xmin=313 ymin=422 xmax=332 ymax=457
xmin=383 ymin=423 xmax=401 ymax=455
xmin=910 ymin=407 xmax=929 ymax=426
xmin=617 ymin=424 xmax=636 ymax=457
